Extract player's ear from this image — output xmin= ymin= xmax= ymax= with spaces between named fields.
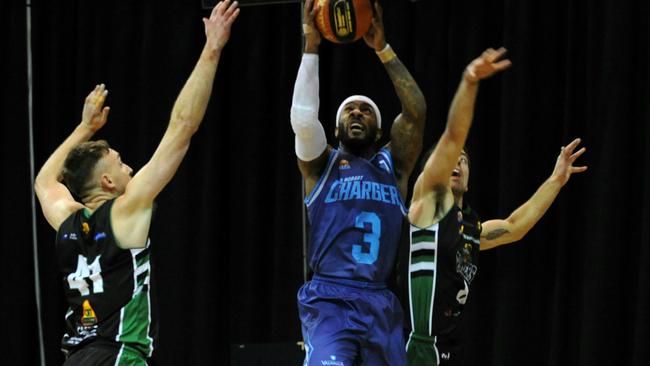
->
xmin=100 ymin=173 xmax=114 ymax=191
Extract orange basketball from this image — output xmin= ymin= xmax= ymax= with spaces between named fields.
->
xmin=315 ymin=0 xmax=373 ymax=44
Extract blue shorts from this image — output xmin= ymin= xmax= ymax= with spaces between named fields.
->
xmin=298 ymin=275 xmax=407 ymax=366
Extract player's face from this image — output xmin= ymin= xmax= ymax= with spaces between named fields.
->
xmin=450 ymin=152 xmax=469 ymax=196
xmin=101 ymin=149 xmax=133 ymax=195
xmin=336 ymin=101 xmax=381 ymax=150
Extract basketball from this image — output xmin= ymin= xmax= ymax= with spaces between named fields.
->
xmin=315 ymin=0 xmax=374 ymax=44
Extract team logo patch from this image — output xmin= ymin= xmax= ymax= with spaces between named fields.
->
xmin=339 ymin=159 xmax=351 ymax=170
xmin=81 ymin=299 xmax=98 ymax=327
xmin=456 ymin=243 xmax=477 ymax=283
xmin=81 ymin=222 xmax=90 ymax=235
xmin=457 ymin=211 xmax=463 ymax=222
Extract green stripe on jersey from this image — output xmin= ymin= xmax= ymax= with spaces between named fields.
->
xmin=117 ymin=290 xmax=153 ymax=357
xmin=116 ymin=343 xmax=147 ymax=366
xmin=412 ymin=234 xmax=435 ymax=244
xmin=410 ymin=276 xmax=434 ymax=334
xmin=411 ymin=255 xmax=436 ymax=264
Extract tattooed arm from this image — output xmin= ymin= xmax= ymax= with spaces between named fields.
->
xmin=363 ymin=1 xmax=426 ymax=198
xmin=480 ymin=138 xmax=587 ymax=250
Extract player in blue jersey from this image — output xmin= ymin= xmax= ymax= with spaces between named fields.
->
xmin=405 ymin=48 xmax=587 ymax=365
xmin=34 ymin=2 xmax=239 ymax=364
xmin=291 ymin=1 xmax=426 ymax=364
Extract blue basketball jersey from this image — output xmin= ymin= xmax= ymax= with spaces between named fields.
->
xmin=305 ymin=147 xmax=407 ymax=283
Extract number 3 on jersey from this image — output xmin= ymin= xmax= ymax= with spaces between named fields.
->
xmin=353 ymin=211 xmax=381 ymax=264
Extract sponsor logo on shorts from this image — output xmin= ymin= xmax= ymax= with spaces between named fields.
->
xmin=321 ymin=355 xmax=344 ymax=366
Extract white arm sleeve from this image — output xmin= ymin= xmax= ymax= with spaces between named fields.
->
xmin=290 ymin=53 xmax=327 ymax=161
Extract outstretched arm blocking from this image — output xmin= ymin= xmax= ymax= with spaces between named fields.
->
xmin=416 ymin=48 xmax=511 ymax=199
xmin=35 ymin=84 xmax=110 ymax=230
xmin=119 ymin=0 xmax=240 ymax=210
xmin=110 ymin=1 xmax=239 ymax=248
xmin=480 ymin=138 xmax=588 ymax=250
xmin=409 ymin=48 xmax=511 ymax=228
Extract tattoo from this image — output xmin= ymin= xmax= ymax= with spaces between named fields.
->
xmin=383 ymin=57 xmax=426 ymax=122
xmin=483 ymin=228 xmax=510 ymax=240
xmin=383 ymin=57 xmax=426 ymax=181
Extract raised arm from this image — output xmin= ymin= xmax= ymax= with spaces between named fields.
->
xmin=409 ymin=48 xmax=511 ymax=228
xmin=291 ymin=0 xmax=331 ymax=196
xmin=34 ymin=84 xmax=110 ymax=230
xmin=480 ymin=138 xmax=588 ymax=250
xmin=362 ymin=1 xmax=426 ymax=189
xmin=112 ymin=1 xmax=239 ymax=246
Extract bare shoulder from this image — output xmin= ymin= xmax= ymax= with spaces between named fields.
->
xmin=110 ymin=195 xmax=153 ymax=249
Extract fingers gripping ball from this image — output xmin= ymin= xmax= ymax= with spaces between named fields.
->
xmin=315 ymin=0 xmax=373 ymax=44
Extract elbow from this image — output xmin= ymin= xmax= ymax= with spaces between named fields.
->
xmin=445 ymin=124 xmax=469 ymax=144
xmin=450 ymin=124 xmax=469 ymax=138
xmin=34 ymin=178 xmax=48 ymax=201
xmin=414 ymin=89 xmax=427 ymax=117
xmin=34 ymin=173 xmax=47 ymax=193
xmin=505 ymin=220 xmax=528 ymax=243
xmin=414 ymin=103 xmax=427 ymax=123
xmin=406 ymin=96 xmax=427 ymax=123
xmin=33 ymin=179 xmax=42 ymax=196
xmin=290 ymin=106 xmax=319 ymax=135
xmin=510 ymin=231 xmax=526 ymax=243
xmin=169 ymin=116 xmax=200 ymax=136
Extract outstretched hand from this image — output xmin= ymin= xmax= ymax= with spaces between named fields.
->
xmin=464 ymin=47 xmax=512 ymax=83
xmin=551 ymin=138 xmax=588 ymax=186
xmin=204 ymin=0 xmax=240 ymax=53
xmin=81 ymin=84 xmax=110 ymax=132
xmin=363 ymin=1 xmax=387 ymax=51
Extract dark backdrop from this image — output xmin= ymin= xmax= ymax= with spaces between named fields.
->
xmin=3 ymin=0 xmax=648 ymax=365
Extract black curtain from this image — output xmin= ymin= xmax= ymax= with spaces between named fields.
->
xmin=2 ymin=0 xmax=38 ymax=365
xmin=3 ymin=0 xmax=648 ymax=365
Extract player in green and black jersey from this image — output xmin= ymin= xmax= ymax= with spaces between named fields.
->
xmin=34 ymin=2 xmax=240 ymax=364
xmin=405 ymin=48 xmax=587 ymax=365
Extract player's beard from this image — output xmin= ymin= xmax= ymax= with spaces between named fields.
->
xmin=337 ymin=125 xmax=378 ymax=154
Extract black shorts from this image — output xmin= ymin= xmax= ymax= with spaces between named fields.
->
xmin=406 ymin=333 xmax=463 ymax=366
xmin=64 ymin=341 xmax=147 ymax=366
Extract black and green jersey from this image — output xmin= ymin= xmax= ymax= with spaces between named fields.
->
xmin=56 ymin=199 xmax=156 ymax=360
xmin=406 ymin=205 xmax=480 ymax=365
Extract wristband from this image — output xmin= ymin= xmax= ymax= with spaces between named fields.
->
xmin=376 ymin=43 xmax=396 ymax=63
